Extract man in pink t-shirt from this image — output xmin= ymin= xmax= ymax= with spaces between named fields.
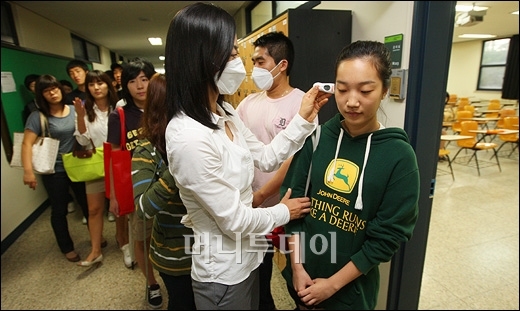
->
xmin=236 ymin=31 xmax=318 ymax=310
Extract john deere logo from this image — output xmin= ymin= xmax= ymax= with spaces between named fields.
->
xmin=324 ymin=159 xmax=359 ymax=194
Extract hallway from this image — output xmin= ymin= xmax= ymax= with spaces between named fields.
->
xmin=1 ymin=140 xmax=518 ymax=309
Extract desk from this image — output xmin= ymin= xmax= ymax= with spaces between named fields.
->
xmin=468 ymin=129 xmax=518 ymax=143
xmin=441 ymin=135 xmax=472 ymax=141
xmin=461 ymin=117 xmax=501 ymax=129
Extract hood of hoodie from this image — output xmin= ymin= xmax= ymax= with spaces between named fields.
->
xmin=319 ymin=113 xmax=411 ymax=211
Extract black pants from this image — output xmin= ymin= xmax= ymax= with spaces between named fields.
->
xmin=259 ymin=243 xmax=276 ymax=310
xmin=41 ymin=172 xmax=88 ymax=253
xmin=158 ymin=272 xmax=195 ymax=310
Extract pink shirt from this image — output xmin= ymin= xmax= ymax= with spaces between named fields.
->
xmin=237 ymin=89 xmax=318 ymax=207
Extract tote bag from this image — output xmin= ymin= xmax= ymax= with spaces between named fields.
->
xmin=104 ymin=107 xmax=135 ymax=216
xmin=10 ymin=113 xmax=60 ymax=174
xmin=62 ymin=139 xmax=104 ymax=182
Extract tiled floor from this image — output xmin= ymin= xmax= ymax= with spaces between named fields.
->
xmin=1 ymin=136 xmax=518 ymax=310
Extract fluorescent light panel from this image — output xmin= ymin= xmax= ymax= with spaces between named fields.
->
xmin=458 ymin=34 xmax=497 ymax=39
xmin=148 ymin=37 xmax=162 ymax=45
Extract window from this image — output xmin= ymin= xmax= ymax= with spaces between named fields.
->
xmin=1 ymin=1 xmax=18 ymax=45
xmin=477 ymin=38 xmax=511 ymax=91
xmin=71 ymin=34 xmax=100 ymax=63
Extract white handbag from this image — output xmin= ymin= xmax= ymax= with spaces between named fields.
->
xmin=10 ymin=112 xmax=60 ymax=174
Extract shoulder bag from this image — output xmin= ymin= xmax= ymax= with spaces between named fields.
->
xmin=62 ymin=138 xmax=104 ymax=182
xmin=10 ymin=112 xmax=60 ymax=174
xmin=104 ymin=106 xmax=135 ymax=216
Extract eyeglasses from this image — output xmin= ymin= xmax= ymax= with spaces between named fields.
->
xmin=43 ymin=86 xmax=60 ymax=94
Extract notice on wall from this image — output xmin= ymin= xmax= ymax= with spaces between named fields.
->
xmin=1 ymin=72 xmax=16 ymax=93
xmin=384 ymin=34 xmax=403 ymax=69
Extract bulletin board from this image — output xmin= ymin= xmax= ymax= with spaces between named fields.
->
xmin=0 ymin=44 xmax=91 ymax=161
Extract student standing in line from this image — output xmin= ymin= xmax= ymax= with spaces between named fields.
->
xmin=60 ymin=79 xmax=74 ymax=95
xmin=281 ymin=40 xmax=420 ymax=310
xmin=63 ymin=59 xmax=89 ymax=105
xmin=22 ymin=74 xmax=40 ymax=125
xmin=21 ymin=75 xmax=89 ymax=262
xmin=236 ymin=31 xmax=318 ymax=310
xmin=106 ymin=58 xmax=163 ymax=309
xmin=111 ymin=63 xmax=124 ymax=100
xmin=73 ymin=70 xmax=118 ymax=266
xmin=164 ymin=3 xmax=330 ymax=309
xmin=133 ymin=73 xmax=195 ymax=310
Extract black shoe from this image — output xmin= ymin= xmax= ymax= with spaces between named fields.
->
xmin=147 ymin=284 xmax=163 ymax=309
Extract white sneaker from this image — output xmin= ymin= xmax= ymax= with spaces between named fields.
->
xmin=67 ymin=202 xmax=76 ymax=213
xmin=107 ymin=212 xmax=116 ymax=222
xmin=120 ymin=244 xmax=133 ymax=268
xmin=82 ymin=217 xmax=87 ymax=225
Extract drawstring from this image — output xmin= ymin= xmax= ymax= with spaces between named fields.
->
xmin=327 ymin=129 xmax=344 ymax=182
xmin=354 ymin=133 xmax=373 ymax=210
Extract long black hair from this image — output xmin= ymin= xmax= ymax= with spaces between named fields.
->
xmin=165 ymin=2 xmax=235 ymax=129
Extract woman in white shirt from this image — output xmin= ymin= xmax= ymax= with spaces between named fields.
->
xmin=73 ymin=70 xmax=118 ymax=266
xmin=163 ymin=3 xmax=331 ymax=309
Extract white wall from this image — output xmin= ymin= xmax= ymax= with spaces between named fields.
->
xmin=1 ymin=140 xmax=48 ymax=241
xmin=316 ymin=1 xmax=415 ymax=128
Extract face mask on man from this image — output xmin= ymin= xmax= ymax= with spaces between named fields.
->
xmin=251 ymin=61 xmax=282 ymax=90
xmin=215 ymin=57 xmax=246 ymax=95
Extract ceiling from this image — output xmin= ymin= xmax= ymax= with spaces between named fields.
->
xmin=10 ymin=1 xmax=519 ymax=71
xmin=10 ymin=1 xmax=250 ymax=70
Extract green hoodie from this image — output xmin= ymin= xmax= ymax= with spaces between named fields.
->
xmin=281 ymin=113 xmax=420 ymax=310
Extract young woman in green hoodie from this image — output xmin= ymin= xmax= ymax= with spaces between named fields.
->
xmin=281 ymin=40 xmax=420 ymax=310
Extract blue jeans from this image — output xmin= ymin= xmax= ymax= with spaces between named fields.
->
xmin=41 ymin=172 xmax=87 ymax=254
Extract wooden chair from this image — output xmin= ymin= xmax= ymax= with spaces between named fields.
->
xmin=456 ymin=98 xmax=470 ymax=112
xmin=496 ymin=108 xmax=516 ymax=128
xmin=451 ymin=110 xmax=473 ymax=135
xmin=485 ymin=100 xmax=502 ymax=118
xmin=448 ymin=93 xmax=458 ymax=105
xmin=464 ymin=104 xmax=476 ymax=116
xmin=493 ymin=116 xmax=519 ymax=158
xmin=451 ymin=120 xmax=501 ymax=176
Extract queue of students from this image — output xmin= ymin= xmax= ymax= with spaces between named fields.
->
xmin=20 ymin=2 xmax=419 ymax=310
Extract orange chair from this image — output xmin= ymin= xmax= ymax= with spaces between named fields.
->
xmin=451 ymin=110 xmax=473 ymax=135
xmin=496 ymin=108 xmax=516 ymax=128
xmin=451 ymin=120 xmax=501 ymax=176
xmin=464 ymin=104 xmax=476 ymax=116
xmin=493 ymin=116 xmax=519 ymax=158
xmin=456 ymin=98 xmax=470 ymax=112
xmin=438 ymin=149 xmax=455 ymax=180
xmin=485 ymin=100 xmax=501 ymax=118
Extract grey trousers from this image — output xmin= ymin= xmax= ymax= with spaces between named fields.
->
xmin=192 ymin=266 xmax=260 ymax=310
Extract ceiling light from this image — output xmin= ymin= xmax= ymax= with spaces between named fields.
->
xmin=458 ymin=34 xmax=497 ymax=39
xmin=455 ymin=5 xmax=488 ymax=12
xmin=159 ymin=55 xmax=165 ymax=60
xmin=148 ymin=37 xmax=162 ymax=46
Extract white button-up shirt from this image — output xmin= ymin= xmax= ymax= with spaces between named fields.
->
xmin=165 ymin=101 xmax=316 ymax=285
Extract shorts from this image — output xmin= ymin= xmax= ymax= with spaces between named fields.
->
xmin=85 ymin=178 xmax=105 ymax=194
xmin=129 ymin=211 xmax=153 ymax=241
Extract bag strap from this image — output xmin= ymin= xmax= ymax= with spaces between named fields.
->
xmin=304 ymin=125 xmax=321 ymax=197
xmin=39 ymin=112 xmax=51 ymax=138
xmin=117 ymin=107 xmax=126 ymax=149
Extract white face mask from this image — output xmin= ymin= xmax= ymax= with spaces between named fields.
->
xmin=215 ymin=57 xmax=246 ymax=95
xmin=251 ymin=61 xmax=282 ymax=91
